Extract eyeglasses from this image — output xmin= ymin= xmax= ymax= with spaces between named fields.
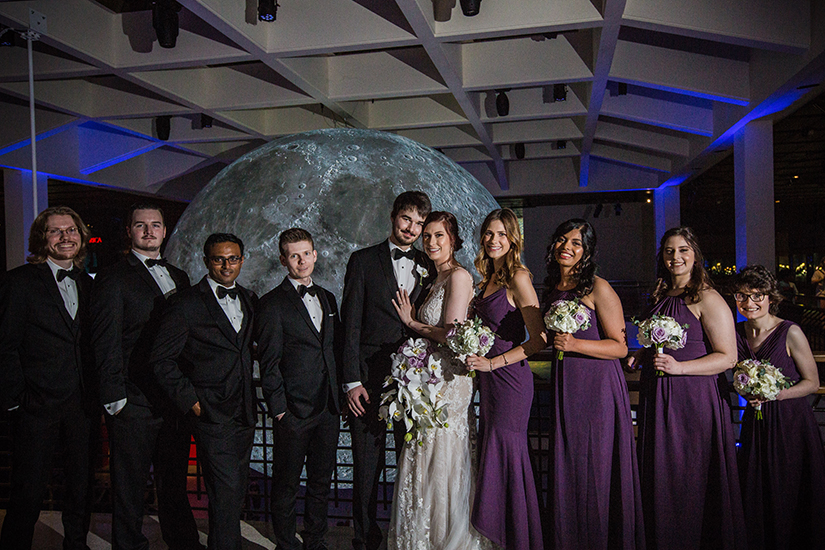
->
xmin=46 ymin=227 xmax=78 ymax=238
xmin=733 ymin=292 xmax=766 ymax=303
xmin=208 ymin=256 xmax=243 ymax=266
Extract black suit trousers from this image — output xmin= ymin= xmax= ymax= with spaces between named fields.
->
xmin=107 ymin=403 xmax=200 ymax=550
xmin=0 ymin=394 xmax=95 ymax=550
xmin=190 ymin=419 xmax=255 ymax=550
xmin=271 ymin=407 xmax=340 ymax=550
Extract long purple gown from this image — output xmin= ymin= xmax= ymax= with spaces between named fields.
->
xmin=472 ymin=287 xmax=543 ymax=550
xmin=636 ymin=294 xmax=746 ymax=550
xmin=546 ymin=289 xmax=645 ymax=550
xmin=736 ymin=320 xmax=825 ymax=550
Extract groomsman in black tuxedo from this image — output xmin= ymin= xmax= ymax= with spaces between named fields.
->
xmin=255 ymin=228 xmax=342 ymax=550
xmin=341 ymin=191 xmax=435 ymax=550
xmin=0 ymin=206 xmax=96 ymax=550
xmin=150 ymin=233 xmax=257 ymax=550
xmin=90 ymin=204 xmax=203 ymax=550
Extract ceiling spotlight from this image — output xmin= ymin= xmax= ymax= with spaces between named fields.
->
xmin=258 ymin=0 xmax=279 ymax=22
xmin=553 ymin=83 xmax=567 ymax=102
xmin=459 ymin=0 xmax=481 ymax=17
xmin=514 ymin=143 xmax=526 ymax=160
xmin=156 ymin=115 xmax=171 ymax=141
xmin=556 ymin=140 xmax=567 ymax=150
xmin=618 ymin=82 xmax=628 ymax=96
xmin=593 ymin=203 xmax=603 ymax=218
xmin=495 ymin=90 xmax=510 ymax=117
xmin=201 ymin=114 xmax=213 ymax=129
xmin=433 ymin=0 xmax=453 ymax=21
xmin=614 ymin=203 xmax=622 ymax=216
xmin=152 ymin=0 xmax=181 ymax=49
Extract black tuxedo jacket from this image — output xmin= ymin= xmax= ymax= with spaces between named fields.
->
xmin=150 ymin=276 xmax=257 ymax=427
xmin=341 ymin=240 xmax=435 ymax=392
xmin=0 ymin=262 xmax=93 ymax=413
xmin=255 ymin=277 xmax=342 ymax=419
xmin=91 ymin=253 xmax=190 ymax=409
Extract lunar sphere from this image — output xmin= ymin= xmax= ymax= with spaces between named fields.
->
xmin=166 ymin=128 xmax=500 ymax=298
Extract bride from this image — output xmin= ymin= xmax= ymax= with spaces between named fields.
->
xmin=389 ymin=211 xmax=488 ymax=550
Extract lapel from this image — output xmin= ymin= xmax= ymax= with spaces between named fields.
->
xmin=198 ymin=277 xmax=240 ymax=349
xmin=126 ymin=253 xmax=163 ymax=298
xmin=236 ymin=284 xmax=253 ymax=348
xmin=282 ymin=277 xmax=321 ymax=341
xmin=317 ymin=286 xmax=332 ymax=341
xmin=377 ymin=239 xmax=398 ymax=294
xmin=408 ymin=249 xmax=431 ymax=304
xmin=36 ymin=263 xmax=77 ymax=333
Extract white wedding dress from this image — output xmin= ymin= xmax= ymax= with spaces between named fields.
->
xmin=387 ymin=276 xmax=491 ymax=550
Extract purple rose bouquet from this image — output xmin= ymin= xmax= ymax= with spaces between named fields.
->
xmin=444 ymin=317 xmax=496 ymax=376
xmin=634 ymin=314 xmax=689 ymax=376
xmin=543 ymin=299 xmax=592 ymax=360
xmin=732 ymin=358 xmax=791 ymax=420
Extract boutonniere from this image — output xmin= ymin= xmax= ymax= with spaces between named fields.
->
xmin=415 ymin=264 xmax=429 ymax=284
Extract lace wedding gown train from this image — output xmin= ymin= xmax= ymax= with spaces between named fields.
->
xmin=387 ymin=276 xmax=490 ymax=550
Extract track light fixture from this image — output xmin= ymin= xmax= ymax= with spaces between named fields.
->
xmin=258 ymin=0 xmax=279 ymax=22
xmin=152 ymin=0 xmax=181 ymax=49
xmin=201 ymin=114 xmax=213 ymax=128
xmin=556 ymin=140 xmax=566 ymax=150
xmin=614 ymin=203 xmax=622 ymax=216
xmin=593 ymin=203 xmax=603 ymax=218
xmin=459 ymin=0 xmax=481 ymax=17
xmin=618 ymin=82 xmax=628 ymax=96
xmin=156 ymin=116 xmax=171 ymax=141
xmin=495 ymin=89 xmax=510 ymax=117
xmin=514 ymin=143 xmax=525 ymax=160
xmin=553 ymin=83 xmax=567 ymax=102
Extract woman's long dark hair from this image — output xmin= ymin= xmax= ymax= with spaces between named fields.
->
xmin=543 ymin=219 xmax=597 ymax=303
xmin=652 ymin=226 xmax=714 ymax=304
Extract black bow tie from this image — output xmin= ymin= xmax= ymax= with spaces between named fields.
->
xmin=216 ymin=286 xmax=238 ymax=300
xmin=298 ymin=284 xmax=319 ymax=298
xmin=145 ymin=258 xmax=167 ymax=268
xmin=392 ymin=248 xmax=416 ymax=261
xmin=57 ymin=268 xmax=80 ymax=282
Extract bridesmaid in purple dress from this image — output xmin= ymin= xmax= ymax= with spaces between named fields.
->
xmin=732 ymin=265 xmax=825 ymax=550
xmin=630 ymin=227 xmax=746 ymax=550
xmin=543 ymin=219 xmax=644 ymax=550
xmin=465 ymin=208 xmax=546 ymax=550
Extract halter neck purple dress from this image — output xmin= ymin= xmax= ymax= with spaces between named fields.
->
xmin=736 ymin=320 xmax=825 ymax=550
xmin=546 ymin=289 xmax=645 ymax=550
xmin=636 ymin=294 xmax=746 ymax=550
xmin=472 ymin=287 xmax=543 ymax=550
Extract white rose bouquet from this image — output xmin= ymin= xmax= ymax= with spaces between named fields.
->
xmin=543 ymin=299 xmax=592 ymax=360
xmin=445 ymin=317 xmax=496 ymax=375
xmin=378 ymin=338 xmax=450 ymax=445
xmin=732 ymin=359 xmax=792 ymax=420
xmin=634 ymin=314 xmax=689 ymax=377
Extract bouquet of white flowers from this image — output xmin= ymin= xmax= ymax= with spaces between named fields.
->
xmin=634 ymin=314 xmax=689 ymax=377
xmin=378 ymin=338 xmax=450 ymax=445
xmin=732 ymin=358 xmax=792 ymax=420
xmin=445 ymin=317 xmax=496 ymax=372
xmin=543 ymin=299 xmax=592 ymax=360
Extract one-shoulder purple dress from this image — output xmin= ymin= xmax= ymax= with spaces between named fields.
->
xmin=736 ymin=320 xmax=825 ymax=550
xmin=636 ymin=294 xmax=746 ymax=550
xmin=546 ymin=289 xmax=645 ymax=550
xmin=472 ymin=287 xmax=543 ymax=550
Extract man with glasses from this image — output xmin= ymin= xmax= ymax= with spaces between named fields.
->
xmin=0 ymin=206 xmax=96 ymax=549
xmin=151 ymin=233 xmax=257 ymax=550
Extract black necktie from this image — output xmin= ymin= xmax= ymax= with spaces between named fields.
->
xmin=146 ymin=258 xmax=168 ymax=267
xmin=57 ymin=268 xmax=80 ymax=282
xmin=217 ymin=286 xmax=238 ymax=300
xmin=392 ymin=248 xmax=416 ymax=261
xmin=298 ymin=284 xmax=319 ymax=298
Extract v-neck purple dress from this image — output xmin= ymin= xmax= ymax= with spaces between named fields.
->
xmin=545 ymin=288 xmax=645 ymax=550
xmin=736 ymin=320 xmax=825 ymax=550
xmin=636 ymin=294 xmax=746 ymax=550
xmin=472 ymin=287 xmax=543 ymax=550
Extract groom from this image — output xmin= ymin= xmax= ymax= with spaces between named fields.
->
xmin=342 ymin=191 xmax=435 ymax=550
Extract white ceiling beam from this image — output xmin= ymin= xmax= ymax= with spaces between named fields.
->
xmin=595 ymin=121 xmax=690 ymax=156
xmin=601 ymin=92 xmax=713 ymax=135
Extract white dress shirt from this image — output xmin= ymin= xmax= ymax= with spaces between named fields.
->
xmin=289 ymin=277 xmax=323 ymax=332
xmin=207 ymin=277 xmax=243 ymax=332
xmin=389 ymin=241 xmax=416 ymax=292
xmin=132 ymin=250 xmax=177 ymax=296
xmin=46 ymin=258 xmax=79 ymax=320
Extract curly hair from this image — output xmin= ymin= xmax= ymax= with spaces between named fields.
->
xmin=27 ymin=206 xmax=91 ymax=268
xmin=652 ymin=226 xmax=714 ymax=304
xmin=474 ymin=208 xmax=529 ymax=290
xmin=543 ymin=219 xmax=597 ymax=302
xmin=732 ymin=265 xmax=783 ymax=315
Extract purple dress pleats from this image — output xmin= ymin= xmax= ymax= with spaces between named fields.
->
xmin=472 ymin=287 xmax=543 ymax=550
xmin=736 ymin=320 xmax=825 ymax=550
xmin=546 ymin=289 xmax=645 ymax=550
xmin=636 ymin=294 xmax=746 ymax=550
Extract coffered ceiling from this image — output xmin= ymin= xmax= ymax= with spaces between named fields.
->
xmin=0 ymin=0 xmax=823 ymax=201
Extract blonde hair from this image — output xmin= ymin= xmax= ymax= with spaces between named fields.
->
xmin=474 ymin=208 xmax=528 ymax=289
xmin=27 ymin=206 xmax=90 ymax=268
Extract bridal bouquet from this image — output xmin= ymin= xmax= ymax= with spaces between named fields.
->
xmin=634 ymin=314 xmax=689 ymax=377
xmin=732 ymin=359 xmax=792 ymax=420
xmin=543 ymin=299 xmax=592 ymax=360
xmin=445 ymin=317 xmax=496 ymax=376
xmin=378 ymin=338 xmax=450 ymax=445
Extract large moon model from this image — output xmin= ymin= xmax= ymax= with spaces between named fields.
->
xmin=166 ymin=128 xmax=500 ymax=298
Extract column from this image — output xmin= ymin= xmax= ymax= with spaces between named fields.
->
xmin=654 ymin=185 xmax=680 ymax=247
xmin=734 ymin=119 xmax=774 ymax=273
xmin=4 ymin=169 xmax=48 ymax=270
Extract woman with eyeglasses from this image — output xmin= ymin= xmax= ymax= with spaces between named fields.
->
xmin=732 ymin=265 xmax=825 ymax=550
xmin=629 ymin=227 xmax=745 ymax=550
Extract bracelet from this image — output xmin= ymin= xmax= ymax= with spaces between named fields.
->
xmin=488 ymin=358 xmax=493 ymax=371
xmin=503 ymin=353 xmax=508 ymax=366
